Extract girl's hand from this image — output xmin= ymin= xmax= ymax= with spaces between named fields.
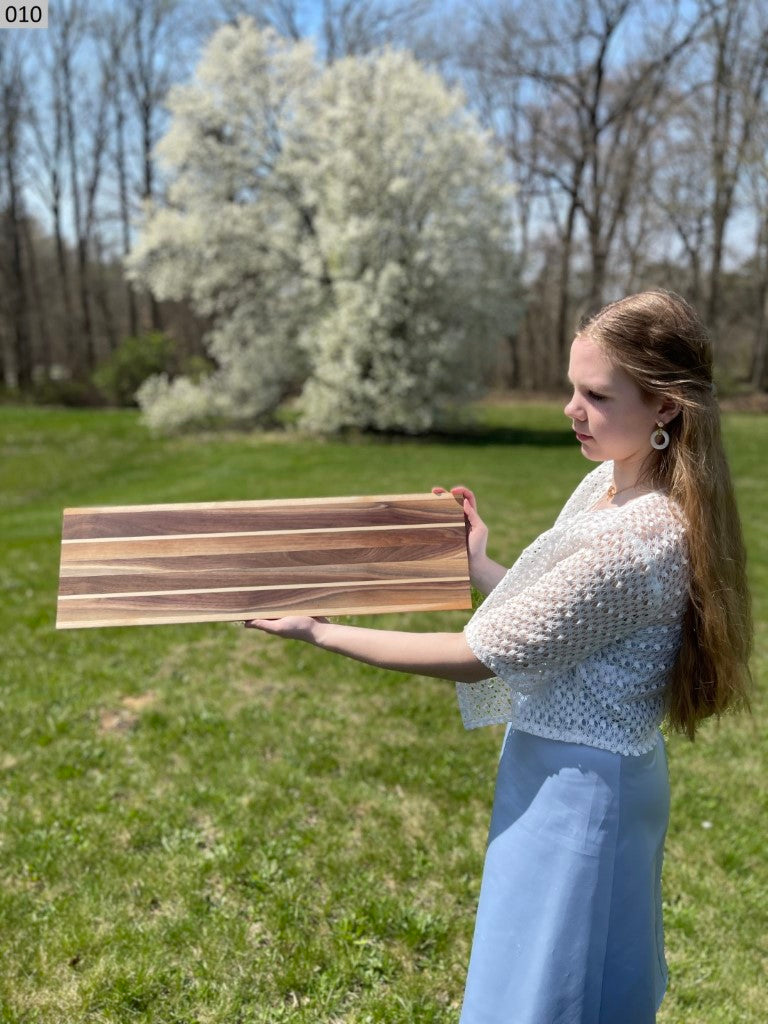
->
xmin=243 ymin=616 xmax=329 ymax=642
xmin=432 ymin=485 xmax=489 ymax=568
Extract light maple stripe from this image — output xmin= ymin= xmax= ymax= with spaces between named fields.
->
xmin=57 ymin=603 xmax=467 ymax=629
xmin=61 ymin=492 xmax=438 ymax=514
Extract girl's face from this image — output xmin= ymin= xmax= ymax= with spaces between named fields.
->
xmin=563 ymin=333 xmax=666 ymax=468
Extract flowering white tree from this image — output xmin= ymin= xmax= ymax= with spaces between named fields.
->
xmin=128 ymin=19 xmax=519 ymax=433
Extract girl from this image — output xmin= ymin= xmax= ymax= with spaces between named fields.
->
xmin=244 ymin=290 xmax=752 ymax=1023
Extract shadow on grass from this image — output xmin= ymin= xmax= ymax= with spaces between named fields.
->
xmin=344 ymin=425 xmax=576 ymax=447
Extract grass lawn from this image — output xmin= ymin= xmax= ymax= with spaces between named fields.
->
xmin=0 ymin=403 xmax=765 ymax=1023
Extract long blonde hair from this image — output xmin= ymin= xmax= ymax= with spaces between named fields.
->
xmin=581 ymin=289 xmax=753 ymax=739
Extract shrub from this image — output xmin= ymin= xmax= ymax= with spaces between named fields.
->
xmin=31 ymin=378 xmax=108 ymax=408
xmin=93 ymin=332 xmax=176 ymax=407
xmin=135 ymin=373 xmax=224 ymax=433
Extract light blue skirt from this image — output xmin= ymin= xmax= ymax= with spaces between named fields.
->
xmin=460 ymin=728 xmax=669 ymax=1024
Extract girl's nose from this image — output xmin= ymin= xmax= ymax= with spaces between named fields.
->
xmin=564 ymin=394 xmax=579 ymax=418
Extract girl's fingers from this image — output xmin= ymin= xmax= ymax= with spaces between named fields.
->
xmin=450 ymin=486 xmax=477 ymax=508
xmin=432 ymin=485 xmax=478 ymax=512
xmin=243 ymin=618 xmax=296 ymax=632
xmin=242 ymin=615 xmax=329 ymax=637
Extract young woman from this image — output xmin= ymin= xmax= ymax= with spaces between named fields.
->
xmin=244 ymin=290 xmax=752 ymax=1023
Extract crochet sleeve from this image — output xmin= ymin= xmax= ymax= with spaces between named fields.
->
xmin=463 ymin=528 xmax=684 ymax=687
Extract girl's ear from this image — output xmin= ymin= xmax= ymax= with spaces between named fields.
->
xmin=657 ymin=398 xmax=681 ymax=425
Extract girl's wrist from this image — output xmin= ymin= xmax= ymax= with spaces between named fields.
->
xmin=471 ymin=554 xmax=507 ymax=594
xmin=311 ymin=617 xmax=332 ymax=647
xmin=471 ymin=552 xmax=493 ymax=586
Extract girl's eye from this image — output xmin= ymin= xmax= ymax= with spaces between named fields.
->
xmin=588 ymin=391 xmax=606 ymax=401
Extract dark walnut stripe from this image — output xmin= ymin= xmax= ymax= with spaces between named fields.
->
xmin=59 ymin=525 xmax=463 ymax=563
xmin=61 ymin=496 xmax=457 ymax=540
xmin=56 ymin=579 xmax=470 ymax=629
xmin=56 ymin=494 xmax=471 ymax=629
xmin=58 ymin=553 xmax=468 ymax=596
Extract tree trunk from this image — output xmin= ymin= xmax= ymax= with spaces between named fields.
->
xmin=0 ymin=327 xmax=13 ymax=389
xmin=141 ymin=100 xmax=163 ymax=331
xmin=750 ymin=290 xmax=768 ymax=390
xmin=115 ymin=90 xmax=138 ymax=337
xmin=93 ymin=232 xmax=119 ymax=353
xmin=587 ymin=237 xmax=608 ymax=314
xmin=75 ymin=236 xmax=95 ymax=372
xmin=62 ymin=44 xmax=96 ymax=375
xmin=555 ymin=188 xmax=580 ymax=381
xmin=504 ymin=332 xmax=518 ymax=388
xmin=52 ymin=184 xmax=79 ymax=377
xmin=750 ymin=215 xmax=768 ymax=389
xmin=3 ymin=138 xmax=32 ymax=390
xmin=23 ymin=217 xmax=52 ymax=381
xmin=707 ymin=197 xmax=729 ymax=340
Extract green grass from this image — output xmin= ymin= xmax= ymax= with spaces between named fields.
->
xmin=0 ymin=404 xmax=765 ymax=1023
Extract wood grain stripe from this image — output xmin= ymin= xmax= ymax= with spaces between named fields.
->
xmin=58 ymin=557 xmax=468 ymax=596
xmin=61 ymin=496 xmax=455 ymax=540
xmin=55 ymin=579 xmax=470 ymax=629
xmin=61 ymin=492 xmax=440 ymax=514
xmin=58 ymin=575 xmax=469 ymax=601
xmin=58 ymin=524 xmax=463 ymax=561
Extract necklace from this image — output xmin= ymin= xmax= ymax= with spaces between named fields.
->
xmin=605 ymin=481 xmax=641 ymax=500
xmin=610 ymin=479 xmax=651 ymax=499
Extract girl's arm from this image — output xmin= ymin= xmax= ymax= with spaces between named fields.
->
xmin=245 ymin=484 xmax=504 ymax=683
xmin=244 ymin=617 xmax=494 ymax=684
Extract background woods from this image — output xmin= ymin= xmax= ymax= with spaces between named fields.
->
xmin=2 ymin=0 xmax=768 ymax=421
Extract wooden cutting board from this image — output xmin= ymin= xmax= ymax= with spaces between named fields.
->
xmin=56 ymin=493 xmax=471 ymax=629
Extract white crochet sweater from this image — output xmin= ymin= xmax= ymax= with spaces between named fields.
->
xmin=459 ymin=460 xmax=689 ymax=755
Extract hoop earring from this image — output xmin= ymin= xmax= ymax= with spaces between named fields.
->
xmin=650 ymin=421 xmax=670 ymax=450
